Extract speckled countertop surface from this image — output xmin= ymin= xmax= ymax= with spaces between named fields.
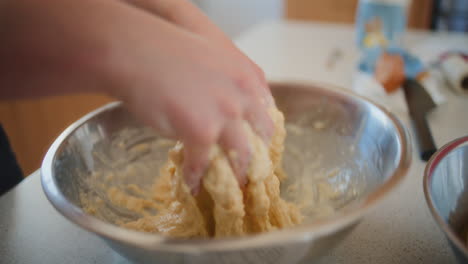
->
xmin=2 ymin=21 xmax=468 ymax=264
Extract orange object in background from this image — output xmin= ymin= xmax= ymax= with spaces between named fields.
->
xmin=375 ymin=52 xmax=405 ymax=93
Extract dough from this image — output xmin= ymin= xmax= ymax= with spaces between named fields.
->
xmin=122 ymin=107 xmax=303 ymax=238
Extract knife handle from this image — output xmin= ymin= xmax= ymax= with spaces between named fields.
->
xmin=412 ymin=114 xmax=437 ymax=161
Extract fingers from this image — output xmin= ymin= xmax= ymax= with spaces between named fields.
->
xmin=122 ymin=0 xmax=273 ymax=192
xmin=244 ymin=100 xmax=275 ymax=144
xmin=244 ymin=55 xmax=269 ymax=89
xmin=219 ymin=119 xmax=251 ymax=187
xmin=163 ymin=94 xmax=222 ymax=195
xmin=182 ymin=142 xmax=210 ymax=195
xmin=147 ymin=111 xmax=175 ymax=139
xmin=235 ymin=74 xmax=275 ymax=144
xmin=163 ymin=81 xmax=272 ymax=194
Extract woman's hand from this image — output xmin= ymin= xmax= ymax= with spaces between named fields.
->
xmin=120 ymin=0 xmax=274 ymax=193
xmin=110 ymin=10 xmax=274 ymax=193
xmin=0 ymin=0 xmax=273 ymax=193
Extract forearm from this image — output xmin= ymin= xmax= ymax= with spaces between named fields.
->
xmin=0 ymin=0 xmax=127 ymax=99
xmin=126 ymin=0 xmax=236 ymax=48
xmin=126 ymin=0 xmax=267 ymax=86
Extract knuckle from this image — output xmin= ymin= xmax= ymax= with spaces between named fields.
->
xmin=233 ymin=70 xmax=258 ymax=96
xmin=218 ymin=96 xmax=242 ymax=119
xmin=236 ymin=136 xmax=252 ymax=157
xmin=251 ymin=62 xmax=266 ymax=81
xmin=166 ymin=101 xmax=219 ymax=146
xmin=191 ymin=119 xmax=220 ymax=146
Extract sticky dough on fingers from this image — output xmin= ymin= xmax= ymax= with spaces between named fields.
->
xmin=123 ymin=107 xmax=302 ymax=237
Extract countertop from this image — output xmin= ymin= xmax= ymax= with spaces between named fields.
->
xmin=2 ymin=21 xmax=468 ymax=264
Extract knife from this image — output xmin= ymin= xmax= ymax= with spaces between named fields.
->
xmin=402 ymin=78 xmax=437 ymax=161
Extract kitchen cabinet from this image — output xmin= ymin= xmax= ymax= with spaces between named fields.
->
xmin=286 ymin=0 xmax=434 ymax=29
xmin=0 ymin=94 xmax=113 ymax=175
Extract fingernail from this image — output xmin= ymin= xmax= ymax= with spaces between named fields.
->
xmin=191 ymin=184 xmax=200 ymax=196
xmin=258 ymin=124 xmax=274 ymax=146
xmin=185 ymin=167 xmax=203 ymax=196
xmin=228 ymin=150 xmax=250 ymax=188
xmin=240 ymin=176 xmax=249 ymax=188
xmin=266 ymin=125 xmax=274 ymax=142
xmin=187 ymin=177 xmax=200 ymax=196
xmin=228 ymin=150 xmax=239 ymax=169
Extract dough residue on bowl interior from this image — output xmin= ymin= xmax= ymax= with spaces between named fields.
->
xmin=83 ymin=106 xmax=304 ymax=238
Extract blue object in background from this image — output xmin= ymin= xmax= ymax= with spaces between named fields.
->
xmin=356 ymin=0 xmax=408 ymax=49
xmin=433 ymin=0 xmax=468 ymax=32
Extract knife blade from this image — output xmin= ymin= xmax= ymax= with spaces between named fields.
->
xmin=402 ymin=78 xmax=437 ymax=161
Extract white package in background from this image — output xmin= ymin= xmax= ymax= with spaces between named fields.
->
xmin=440 ymin=54 xmax=468 ymax=96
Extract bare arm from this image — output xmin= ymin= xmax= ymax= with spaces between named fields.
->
xmin=0 ymin=0 xmax=273 ymax=193
xmin=0 ymin=0 xmax=117 ymax=98
xmin=125 ymin=0 xmax=268 ymax=86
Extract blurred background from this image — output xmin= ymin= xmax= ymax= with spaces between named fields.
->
xmin=0 ymin=0 xmax=466 ymax=176
xmin=193 ymin=0 xmax=467 ymax=37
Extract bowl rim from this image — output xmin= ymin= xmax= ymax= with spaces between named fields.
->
xmin=423 ymin=135 xmax=468 ymax=257
xmin=41 ymin=81 xmax=412 ymax=253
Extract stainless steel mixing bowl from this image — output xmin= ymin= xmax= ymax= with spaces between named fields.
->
xmin=41 ymin=82 xmax=411 ymax=264
xmin=424 ymin=136 xmax=468 ymax=263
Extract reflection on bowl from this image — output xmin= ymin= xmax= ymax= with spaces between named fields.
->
xmin=41 ymin=82 xmax=411 ymax=264
xmin=424 ymin=136 xmax=468 ymax=263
